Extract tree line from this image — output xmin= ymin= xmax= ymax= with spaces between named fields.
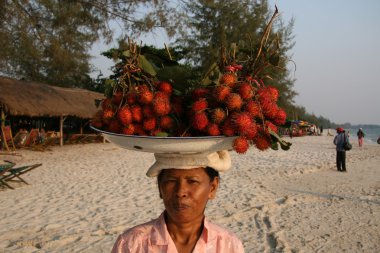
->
xmin=0 ymin=0 xmax=334 ymax=127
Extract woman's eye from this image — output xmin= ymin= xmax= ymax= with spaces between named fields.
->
xmin=188 ymin=180 xmax=198 ymax=184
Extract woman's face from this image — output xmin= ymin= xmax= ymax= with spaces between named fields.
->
xmin=158 ymin=167 xmax=219 ymax=224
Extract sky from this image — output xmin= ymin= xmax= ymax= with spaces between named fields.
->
xmin=90 ymin=0 xmax=380 ymax=125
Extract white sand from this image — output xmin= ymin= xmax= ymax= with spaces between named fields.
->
xmin=1 ymin=134 xmax=379 ymax=252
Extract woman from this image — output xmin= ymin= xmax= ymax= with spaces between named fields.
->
xmin=112 ymin=151 xmax=244 ymax=253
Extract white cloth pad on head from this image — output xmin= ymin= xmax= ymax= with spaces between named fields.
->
xmin=146 ymin=150 xmax=231 ymax=177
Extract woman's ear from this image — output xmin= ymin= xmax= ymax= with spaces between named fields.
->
xmin=208 ymin=177 xmax=219 ymax=200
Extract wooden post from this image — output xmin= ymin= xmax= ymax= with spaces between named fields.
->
xmin=59 ymin=115 xmax=67 ymax=147
xmin=1 ymin=108 xmax=5 ymax=150
xmin=0 ymin=108 xmax=5 ymax=128
xmin=80 ymin=120 xmax=83 ymax=134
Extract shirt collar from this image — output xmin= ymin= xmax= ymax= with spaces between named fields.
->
xmin=150 ymin=212 xmax=216 ymax=246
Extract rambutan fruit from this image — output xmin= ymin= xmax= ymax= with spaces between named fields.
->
xmin=130 ymin=105 xmax=143 ymax=122
xmin=267 ymin=86 xmax=279 ymax=101
xmin=213 ymin=85 xmax=231 ymax=102
xmin=244 ymin=101 xmax=261 ymax=118
xmin=233 ymin=136 xmax=249 ymax=154
xmin=225 ymin=93 xmax=243 ymax=111
xmin=191 ymin=88 xmax=209 ymax=100
xmin=192 ymin=98 xmax=208 ymax=113
xmin=158 ymin=81 xmax=173 ymax=95
xmin=91 ymin=119 xmax=102 ymax=129
xmin=211 ymin=108 xmax=226 ymax=124
xmin=134 ymin=124 xmax=147 ymax=136
xmin=254 ymin=133 xmax=272 ymax=151
xmin=102 ymin=108 xmax=114 ymax=120
xmin=101 ymin=98 xmax=112 ymax=110
xmin=238 ymin=83 xmax=254 ymax=100
xmin=262 ymin=101 xmax=279 ymax=119
xmin=241 ymin=122 xmax=258 ymax=140
xmin=273 ymin=108 xmax=287 ymax=125
xmin=207 ymin=123 xmax=221 ymax=136
xmin=139 ymin=89 xmax=154 ymax=104
xmin=220 ymin=73 xmax=237 ymax=87
xmin=112 ymin=92 xmax=123 ymax=105
xmin=122 ymin=124 xmax=135 ymax=135
xmin=191 ymin=112 xmax=209 ymax=131
xmin=143 ymin=117 xmax=156 ymax=131
xmin=153 ymin=93 xmax=171 ymax=116
xmin=142 ymin=105 xmax=154 ymax=118
xmin=108 ymin=119 xmax=121 ymax=133
xmin=126 ymin=92 xmax=138 ymax=105
xmin=160 ymin=115 xmax=175 ymax=130
xmin=232 ymin=112 xmax=254 ymax=134
xmin=221 ymin=119 xmax=236 ymax=136
xmin=117 ymin=106 xmax=132 ymax=126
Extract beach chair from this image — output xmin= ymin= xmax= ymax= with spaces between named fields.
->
xmin=65 ymin=134 xmax=87 ymax=144
xmin=0 ymin=161 xmax=16 ymax=189
xmin=32 ymin=136 xmax=60 ymax=151
xmin=0 ymin=163 xmax=42 ymax=189
xmin=1 ymin=126 xmax=16 ymax=151
xmin=13 ymin=129 xmax=29 ymax=148
xmin=22 ymin=128 xmax=39 ymax=148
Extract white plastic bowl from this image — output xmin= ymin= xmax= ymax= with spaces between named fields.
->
xmin=91 ymin=126 xmax=236 ymax=154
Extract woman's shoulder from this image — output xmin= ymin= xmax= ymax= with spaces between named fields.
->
xmin=111 ymin=219 xmax=158 ymax=253
xmin=118 ymin=219 xmax=158 ymax=241
xmin=205 ymin=218 xmax=244 ymax=247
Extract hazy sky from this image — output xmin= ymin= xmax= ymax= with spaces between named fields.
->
xmin=90 ymin=0 xmax=380 ymax=125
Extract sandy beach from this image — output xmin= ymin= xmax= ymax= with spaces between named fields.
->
xmin=1 ymin=133 xmax=379 ymax=253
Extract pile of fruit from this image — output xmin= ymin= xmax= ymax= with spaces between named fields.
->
xmin=92 ymin=60 xmax=289 ymax=154
xmin=92 ymin=8 xmax=291 ymax=154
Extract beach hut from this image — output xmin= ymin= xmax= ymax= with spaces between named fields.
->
xmin=0 ymin=76 xmax=104 ymax=147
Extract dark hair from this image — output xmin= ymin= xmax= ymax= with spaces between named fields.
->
xmin=204 ymin=166 xmax=219 ymax=181
xmin=157 ymin=167 xmax=220 ymax=184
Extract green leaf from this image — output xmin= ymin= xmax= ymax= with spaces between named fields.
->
xmin=104 ymin=79 xmax=116 ymax=98
xmin=138 ymin=55 xmax=157 ymax=76
xmin=122 ymin=50 xmax=131 ymax=57
xmin=155 ymin=132 xmax=169 ymax=137
xmin=270 ymin=141 xmax=279 ymax=150
xmin=269 ymin=129 xmax=292 ymax=151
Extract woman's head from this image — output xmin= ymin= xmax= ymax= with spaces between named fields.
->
xmin=157 ymin=167 xmax=219 ymax=225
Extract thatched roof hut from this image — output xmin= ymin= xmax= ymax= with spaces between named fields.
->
xmin=0 ymin=76 xmax=104 ymax=118
xmin=0 ymin=76 xmax=105 ymax=146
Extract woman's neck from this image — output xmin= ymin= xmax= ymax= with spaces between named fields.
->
xmin=165 ymin=213 xmax=204 ymax=253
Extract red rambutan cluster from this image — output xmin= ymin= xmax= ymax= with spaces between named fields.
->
xmin=94 ymin=81 xmax=183 ymax=136
xmin=92 ymin=65 xmax=287 ymax=154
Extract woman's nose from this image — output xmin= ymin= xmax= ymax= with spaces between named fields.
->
xmin=175 ymin=180 xmax=188 ymax=198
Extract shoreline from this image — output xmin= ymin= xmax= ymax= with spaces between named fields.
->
xmin=1 ymin=135 xmax=379 ymax=252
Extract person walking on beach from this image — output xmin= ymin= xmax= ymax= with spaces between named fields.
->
xmin=357 ymin=128 xmax=365 ymax=147
xmin=333 ymin=127 xmax=348 ymax=172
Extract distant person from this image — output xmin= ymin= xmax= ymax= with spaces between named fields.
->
xmin=357 ymin=128 xmax=365 ymax=147
xmin=333 ymin=127 xmax=349 ymax=172
xmin=377 ymin=136 xmax=380 ymax=145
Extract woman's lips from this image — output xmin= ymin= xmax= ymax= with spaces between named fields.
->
xmin=174 ymin=203 xmax=190 ymax=211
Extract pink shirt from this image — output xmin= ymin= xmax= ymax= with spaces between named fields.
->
xmin=112 ymin=212 xmax=245 ymax=253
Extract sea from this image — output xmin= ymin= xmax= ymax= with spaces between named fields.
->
xmin=346 ymin=127 xmax=380 ymax=144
